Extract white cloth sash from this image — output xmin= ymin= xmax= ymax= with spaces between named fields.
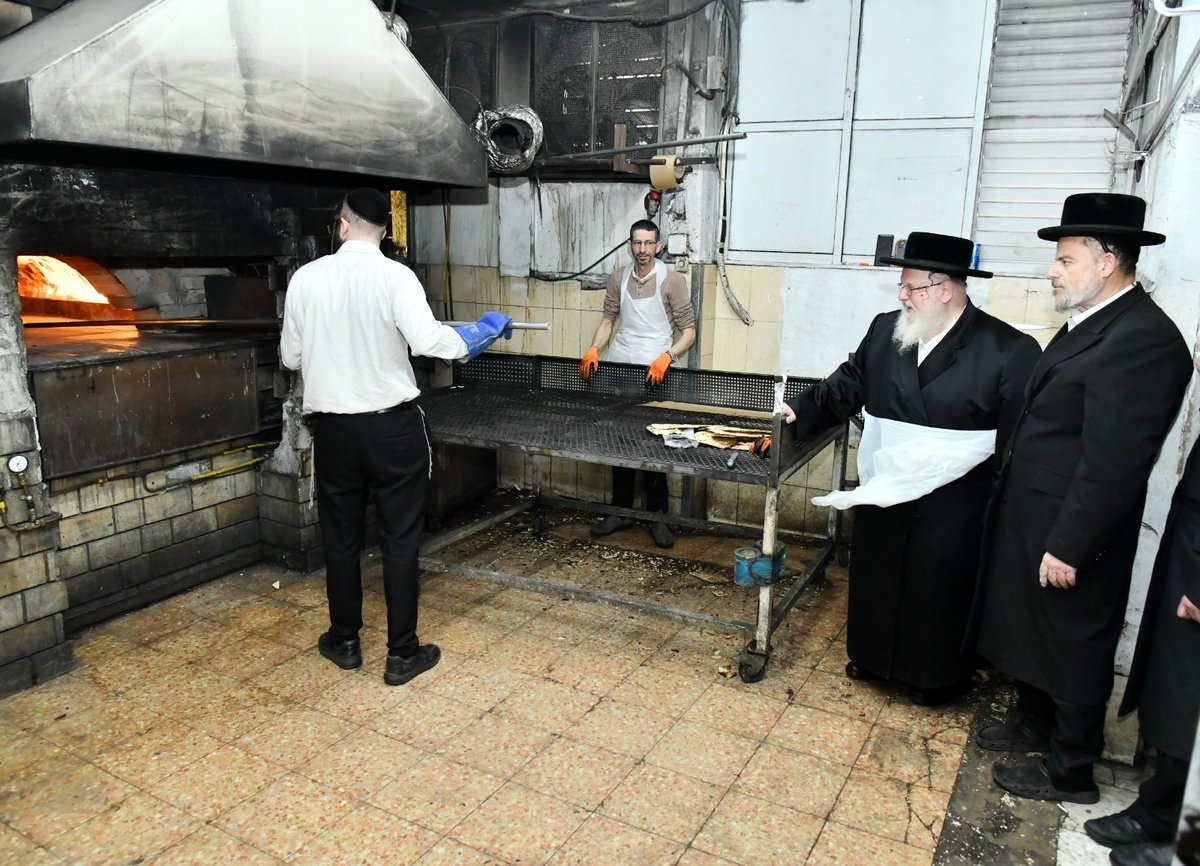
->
xmin=812 ymin=410 xmax=996 ymax=510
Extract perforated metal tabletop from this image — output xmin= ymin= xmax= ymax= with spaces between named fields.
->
xmin=417 ymin=354 xmax=831 ymax=485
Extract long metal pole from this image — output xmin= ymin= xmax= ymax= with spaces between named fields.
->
xmin=539 ymin=132 xmax=746 ymax=162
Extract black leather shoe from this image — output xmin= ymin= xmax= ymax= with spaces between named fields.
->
xmin=1085 ymin=811 xmax=1166 ymax=849
xmin=908 ymin=680 xmax=971 ymax=707
xmin=1109 ymin=842 xmax=1174 ymax=866
xmin=844 ymin=661 xmax=881 ymax=681
xmin=590 ymin=515 xmax=633 ymax=537
xmin=318 ymin=632 xmax=362 ymax=670
xmin=975 ymin=721 xmax=1050 ymax=753
xmin=384 ymin=644 xmax=441 ymax=686
xmin=992 ymin=760 xmax=1099 ymax=804
xmin=649 ymin=521 xmax=675 ymax=549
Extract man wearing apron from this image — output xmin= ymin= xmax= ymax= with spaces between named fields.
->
xmin=579 ymin=219 xmax=696 ymax=548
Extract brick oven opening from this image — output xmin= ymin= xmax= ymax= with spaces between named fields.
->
xmin=17 ymin=255 xmax=135 ymax=323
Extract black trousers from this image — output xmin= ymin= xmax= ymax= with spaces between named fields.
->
xmin=1130 ymin=751 xmax=1190 ymax=838
xmin=311 ymin=407 xmax=429 ymax=657
xmin=611 ymin=466 xmax=668 ymax=514
xmin=1016 ymin=681 xmax=1106 ymax=789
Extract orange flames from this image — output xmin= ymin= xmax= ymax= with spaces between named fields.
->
xmin=17 ymin=256 xmax=133 ymax=321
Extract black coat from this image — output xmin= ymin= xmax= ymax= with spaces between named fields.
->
xmin=787 ymin=300 xmax=1040 ymax=688
xmin=1119 ymin=433 xmax=1200 ymax=760
xmin=970 ymin=286 xmax=1192 ymax=706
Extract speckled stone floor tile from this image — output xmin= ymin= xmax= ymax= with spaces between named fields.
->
xmin=598 ymin=763 xmax=724 ymax=844
xmin=46 ymin=790 xmax=202 ymax=866
xmin=682 ymin=682 xmax=788 ymax=740
xmin=546 ymin=814 xmax=684 ymax=866
xmin=213 ymin=771 xmax=357 ymax=860
xmin=0 ymin=752 xmax=135 ymax=845
xmin=766 ymin=702 xmax=873 ymax=766
xmin=436 ymin=711 xmax=558 ymax=778
xmin=645 ymin=719 xmax=759 ymax=787
xmin=692 ymin=790 xmax=824 ymax=866
xmin=564 ymin=695 xmax=676 ymax=758
xmin=288 ymin=803 xmax=440 ymax=866
xmin=733 ymin=742 xmax=850 ymax=818
xmin=142 ymin=743 xmax=286 ymax=821
xmin=366 ymin=689 xmax=484 ymax=750
xmin=608 ymin=662 xmax=712 ymax=717
xmin=807 ymin=820 xmax=933 ymax=865
xmin=146 ymin=825 xmax=282 ymax=865
xmin=300 ymin=727 xmax=424 ymax=799
xmin=232 ymin=706 xmax=355 ymax=770
xmin=369 ymin=754 xmax=505 ymax=835
xmin=449 ymin=781 xmax=589 ymax=866
xmin=0 ymin=540 xmax=999 ymax=866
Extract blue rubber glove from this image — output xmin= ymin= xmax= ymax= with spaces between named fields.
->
xmin=453 ymin=311 xmax=513 ymax=362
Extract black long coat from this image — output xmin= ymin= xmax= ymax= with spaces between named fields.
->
xmin=787 ymin=301 xmax=1040 ymax=688
xmin=1119 ymin=431 xmax=1200 ymax=760
xmin=969 ymin=286 xmax=1192 ymax=706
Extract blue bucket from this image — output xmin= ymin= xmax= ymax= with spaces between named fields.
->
xmin=733 ymin=545 xmax=787 ymax=587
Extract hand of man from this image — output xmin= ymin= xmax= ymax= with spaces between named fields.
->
xmin=1039 ymin=551 xmax=1077 ymax=589
xmin=645 ymin=352 xmax=672 ymax=385
xmin=580 ymin=346 xmax=600 ymax=380
xmin=453 ymin=311 xmax=513 ymax=363
xmin=1178 ymin=594 xmax=1200 ymax=623
xmin=782 ymin=404 xmax=796 ymax=424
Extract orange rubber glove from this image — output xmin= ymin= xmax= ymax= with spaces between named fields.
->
xmin=580 ymin=346 xmax=600 ymax=380
xmin=749 ymin=436 xmax=771 ymax=458
xmin=645 ymin=352 xmax=672 ymax=385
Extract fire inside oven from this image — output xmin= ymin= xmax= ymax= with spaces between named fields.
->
xmin=17 ymin=256 xmax=277 ymax=482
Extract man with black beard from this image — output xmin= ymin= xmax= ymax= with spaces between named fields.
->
xmin=783 ymin=232 xmax=1040 ymax=706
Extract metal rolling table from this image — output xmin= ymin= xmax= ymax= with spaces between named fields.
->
xmin=416 ymin=354 xmax=848 ymax=683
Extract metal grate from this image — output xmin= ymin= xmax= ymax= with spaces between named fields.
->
xmin=454 ymin=354 xmax=815 ymax=413
xmin=429 ymin=355 xmax=829 ymax=486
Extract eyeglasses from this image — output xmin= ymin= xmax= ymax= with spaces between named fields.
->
xmin=897 ymin=279 xmax=946 ymax=298
xmin=630 ymin=239 xmax=658 ymax=248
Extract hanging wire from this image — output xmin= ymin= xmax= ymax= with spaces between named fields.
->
xmin=532 ymin=240 xmax=628 ymax=283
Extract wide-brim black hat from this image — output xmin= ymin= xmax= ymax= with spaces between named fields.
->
xmin=1037 ymin=193 xmax=1165 ymax=245
xmin=878 ymin=231 xmax=992 ymax=279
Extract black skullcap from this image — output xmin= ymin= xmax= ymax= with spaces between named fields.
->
xmin=343 ymin=188 xmax=390 ymax=227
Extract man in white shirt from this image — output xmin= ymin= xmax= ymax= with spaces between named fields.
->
xmin=281 ymin=188 xmax=510 ymax=686
xmin=783 ymin=232 xmax=1040 ymax=706
xmin=970 ymin=193 xmax=1192 ymax=805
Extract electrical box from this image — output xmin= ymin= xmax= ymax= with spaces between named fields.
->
xmin=705 ymin=54 xmax=727 ymax=92
xmin=667 ymin=233 xmax=689 ymax=256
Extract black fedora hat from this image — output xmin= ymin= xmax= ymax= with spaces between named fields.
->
xmin=1037 ymin=193 xmax=1165 ymax=245
xmin=878 ymin=231 xmax=992 ymax=279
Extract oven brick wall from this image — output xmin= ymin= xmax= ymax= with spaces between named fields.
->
xmin=50 ymin=452 xmax=263 ymax=633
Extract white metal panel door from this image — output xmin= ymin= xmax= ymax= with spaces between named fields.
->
xmin=974 ymin=0 xmax=1131 ymax=276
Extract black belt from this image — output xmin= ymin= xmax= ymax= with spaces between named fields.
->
xmin=308 ymin=402 xmax=414 ymax=420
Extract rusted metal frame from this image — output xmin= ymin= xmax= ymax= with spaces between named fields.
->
xmin=417 ymin=556 xmax=756 ymax=636
xmin=418 ymin=497 xmax=534 ymax=557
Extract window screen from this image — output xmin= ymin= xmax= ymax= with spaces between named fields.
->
xmin=533 ymin=4 xmax=667 ymax=158
xmin=411 ymin=22 xmax=496 ymax=123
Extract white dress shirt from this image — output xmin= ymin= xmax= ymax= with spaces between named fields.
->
xmin=1067 ymin=283 xmax=1135 ymax=331
xmin=280 ymin=240 xmax=467 ymax=413
xmin=917 ymin=308 xmax=964 ymax=366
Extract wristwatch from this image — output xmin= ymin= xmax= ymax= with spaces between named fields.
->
xmin=667 ymin=351 xmax=678 ymax=362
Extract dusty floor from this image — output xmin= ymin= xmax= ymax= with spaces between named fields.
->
xmin=0 ymin=507 xmax=1134 ymax=865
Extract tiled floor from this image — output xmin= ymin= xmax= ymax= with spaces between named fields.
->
xmin=0 ymin=514 xmax=1119 ymax=865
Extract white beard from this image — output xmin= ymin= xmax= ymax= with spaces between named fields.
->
xmin=892 ymin=303 xmax=950 ymax=351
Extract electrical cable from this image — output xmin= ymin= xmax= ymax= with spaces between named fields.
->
xmin=531 ymin=239 xmax=628 ymax=283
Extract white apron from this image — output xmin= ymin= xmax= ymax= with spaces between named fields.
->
xmin=812 ymin=409 xmax=996 ymax=510
xmin=605 ymin=261 xmax=672 ymax=365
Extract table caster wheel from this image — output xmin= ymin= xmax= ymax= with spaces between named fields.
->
xmin=738 ymin=656 xmax=768 ymax=683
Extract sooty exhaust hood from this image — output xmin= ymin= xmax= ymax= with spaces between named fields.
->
xmin=0 ymin=0 xmax=487 ymax=187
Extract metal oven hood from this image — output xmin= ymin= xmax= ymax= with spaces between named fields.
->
xmin=0 ymin=0 xmax=486 ymax=186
